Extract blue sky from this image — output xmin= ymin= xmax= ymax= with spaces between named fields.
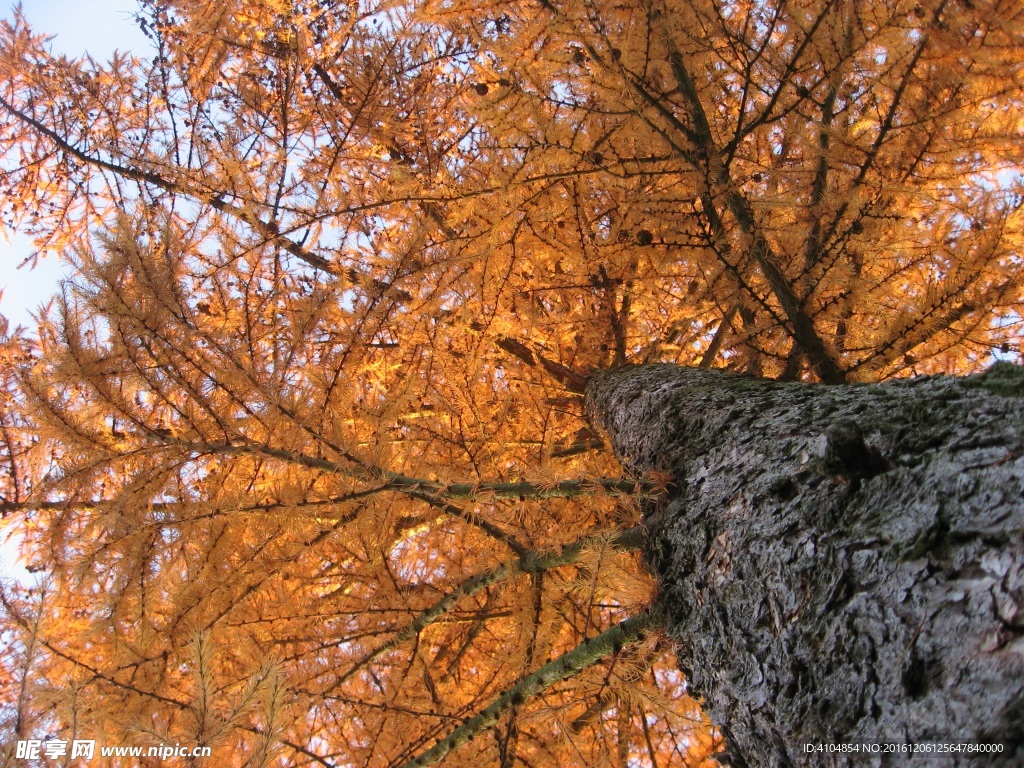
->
xmin=1 ymin=0 xmax=148 ymax=329
xmin=1 ymin=0 xmax=148 ymax=583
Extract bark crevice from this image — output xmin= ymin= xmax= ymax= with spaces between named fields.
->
xmin=586 ymin=364 xmax=1024 ymax=767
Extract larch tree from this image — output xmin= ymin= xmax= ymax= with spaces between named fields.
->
xmin=0 ymin=0 xmax=1021 ymax=766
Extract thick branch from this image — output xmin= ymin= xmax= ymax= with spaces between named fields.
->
xmin=721 ymin=188 xmax=846 ymax=383
xmin=496 ymin=337 xmax=588 ymax=393
xmin=802 ymin=82 xmax=839 ymax=272
xmin=0 ymin=489 xmax=385 ymax=521
xmin=397 ymin=610 xmax=663 ymax=768
xmin=178 ymin=441 xmax=650 ymax=500
xmin=657 ymin=39 xmax=846 ymax=383
xmin=698 ymin=305 xmax=738 ymax=368
xmin=335 ymin=526 xmax=644 ymax=687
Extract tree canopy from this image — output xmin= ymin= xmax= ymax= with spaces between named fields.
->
xmin=0 ymin=0 xmax=1021 ymax=765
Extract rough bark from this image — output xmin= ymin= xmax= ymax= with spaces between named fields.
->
xmin=585 ymin=363 xmax=1024 ymax=767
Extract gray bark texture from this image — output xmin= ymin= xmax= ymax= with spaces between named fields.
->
xmin=585 ymin=363 xmax=1024 ymax=767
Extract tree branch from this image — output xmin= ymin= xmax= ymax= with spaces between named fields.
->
xmin=0 ymin=93 xmax=337 ymax=274
xmin=496 ymin=337 xmax=588 ymax=393
xmin=334 ymin=526 xmax=644 ymax=688
xmin=397 ymin=610 xmax=663 ymax=768
xmin=658 ymin=38 xmax=846 ymax=383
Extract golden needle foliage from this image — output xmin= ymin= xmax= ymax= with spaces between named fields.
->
xmin=0 ymin=0 xmax=1021 ymax=765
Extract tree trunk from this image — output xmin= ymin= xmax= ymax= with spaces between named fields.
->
xmin=585 ymin=364 xmax=1024 ymax=767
